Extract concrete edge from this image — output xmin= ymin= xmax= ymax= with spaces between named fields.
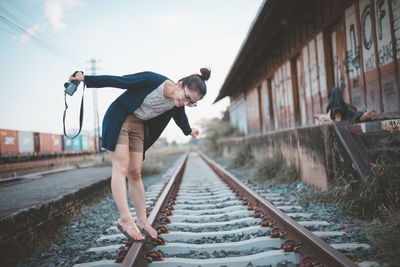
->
xmin=0 ymin=175 xmax=111 ymax=266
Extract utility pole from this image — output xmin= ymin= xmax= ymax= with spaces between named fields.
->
xmin=87 ymin=58 xmax=101 ymax=153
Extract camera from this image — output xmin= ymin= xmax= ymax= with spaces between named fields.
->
xmin=64 ymin=71 xmax=83 ymax=96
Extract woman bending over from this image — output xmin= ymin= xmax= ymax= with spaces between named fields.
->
xmin=68 ymin=68 xmax=210 ymax=242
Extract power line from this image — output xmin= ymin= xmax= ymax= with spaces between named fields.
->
xmin=2 ymin=1 xmax=77 ymax=59
xmin=0 ymin=4 xmax=79 ymax=65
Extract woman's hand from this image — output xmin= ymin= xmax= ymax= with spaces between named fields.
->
xmin=190 ymin=128 xmax=199 ymax=137
xmin=69 ymin=72 xmax=85 ymax=82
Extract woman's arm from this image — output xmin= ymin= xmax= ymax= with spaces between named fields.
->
xmin=173 ymin=107 xmax=192 ymax=136
xmin=68 ymin=72 xmax=151 ymax=89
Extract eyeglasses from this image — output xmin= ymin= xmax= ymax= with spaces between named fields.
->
xmin=183 ymin=87 xmax=197 ymax=107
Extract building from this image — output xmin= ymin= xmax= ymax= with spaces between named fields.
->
xmin=216 ymin=0 xmax=400 ymax=135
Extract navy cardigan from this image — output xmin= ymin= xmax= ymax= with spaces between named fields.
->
xmin=84 ymin=71 xmax=192 ymax=157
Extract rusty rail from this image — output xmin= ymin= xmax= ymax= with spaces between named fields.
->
xmin=198 ymin=150 xmax=358 ymax=267
xmin=121 ymin=151 xmax=188 ymax=267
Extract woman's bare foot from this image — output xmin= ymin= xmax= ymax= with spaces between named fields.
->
xmin=359 ymin=108 xmax=376 ymax=122
xmin=137 ymin=221 xmax=158 ymax=240
xmin=313 ymin=114 xmax=321 ymax=119
xmin=334 ymin=111 xmax=342 ymax=122
xmin=118 ymin=217 xmax=145 ymax=241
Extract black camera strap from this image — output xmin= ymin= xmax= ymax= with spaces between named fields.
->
xmin=63 ymin=82 xmax=86 ymax=139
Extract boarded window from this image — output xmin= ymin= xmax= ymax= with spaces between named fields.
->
xmin=345 ymin=4 xmax=365 ymax=109
xmin=229 ymin=96 xmax=248 ymax=135
xmin=359 ymin=0 xmax=382 ymax=112
xmin=376 ymin=0 xmax=399 ymax=112
xmin=245 ymin=87 xmax=261 ymax=134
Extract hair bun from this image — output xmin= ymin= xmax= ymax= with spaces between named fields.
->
xmin=199 ymin=67 xmax=211 ymax=81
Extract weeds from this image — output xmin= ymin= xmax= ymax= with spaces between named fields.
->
xmin=228 ymin=142 xmax=254 ymax=169
xmin=141 ymin=146 xmax=187 ymax=177
xmin=202 ymin=110 xmax=244 ymax=156
xmin=301 ymin=151 xmax=400 ymax=219
xmin=300 ymin=151 xmax=400 ymax=266
xmin=332 ymin=159 xmax=399 ymax=219
xmin=362 ymin=210 xmax=400 ymax=266
xmin=251 ymin=150 xmax=299 ymax=183
xmin=141 ymin=157 xmax=164 ymax=177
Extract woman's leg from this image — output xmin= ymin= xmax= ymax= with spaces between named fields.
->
xmin=334 ymin=111 xmax=342 ymax=121
xmin=359 ymin=108 xmax=376 ymax=121
xmin=127 ymin=151 xmax=158 ymax=239
xmin=108 ymin=145 xmax=144 ymax=240
xmin=328 ymin=87 xmax=348 ymax=121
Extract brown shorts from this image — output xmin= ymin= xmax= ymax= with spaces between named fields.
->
xmin=116 ymin=114 xmax=145 ymax=152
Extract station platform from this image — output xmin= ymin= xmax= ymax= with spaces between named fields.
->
xmin=0 ymin=166 xmax=111 ymax=218
xmin=0 ymin=166 xmax=112 ymax=264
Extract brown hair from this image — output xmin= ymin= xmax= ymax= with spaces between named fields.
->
xmin=179 ymin=67 xmax=211 ymax=97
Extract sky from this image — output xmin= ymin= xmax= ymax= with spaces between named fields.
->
xmin=0 ymin=0 xmax=264 ymax=143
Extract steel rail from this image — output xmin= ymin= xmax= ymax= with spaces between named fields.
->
xmin=198 ymin=150 xmax=358 ymax=267
xmin=121 ymin=151 xmax=189 ymax=267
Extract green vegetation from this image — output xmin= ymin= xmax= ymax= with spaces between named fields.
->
xmin=301 ymin=152 xmax=400 ymax=219
xmin=142 ymin=146 xmax=188 ymax=177
xmin=364 ymin=211 xmax=400 ymax=266
xmin=300 ymin=151 xmax=400 ymax=266
xmin=251 ymin=149 xmax=299 ymax=183
xmin=228 ymin=142 xmax=254 ymax=169
xmin=202 ymin=110 xmax=243 ymax=156
xmin=92 ymin=146 xmax=187 ymax=177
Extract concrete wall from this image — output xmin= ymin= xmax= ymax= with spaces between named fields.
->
xmin=219 ymin=124 xmax=341 ymax=191
xmin=219 ymin=118 xmax=400 ymax=190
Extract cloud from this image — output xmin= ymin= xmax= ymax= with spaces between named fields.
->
xmin=18 ymin=24 xmax=41 ymax=43
xmin=43 ymin=0 xmax=85 ymax=31
xmin=157 ymin=14 xmax=194 ymax=27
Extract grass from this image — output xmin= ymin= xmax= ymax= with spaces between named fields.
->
xmin=363 ymin=210 xmax=400 ymax=266
xmin=300 ymin=152 xmax=400 ymax=219
xmin=141 ymin=146 xmax=188 ymax=177
xmin=228 ymin=142 xmax=254 ymax=169
xmin=300 ymin=151 xmax=400 ymax=266
xmin=90 ymin=146 xmax=188 ymax=178
xmin=202 ymin=110 xmax=244 ymax=157
xmin=251 ymin=150 xmax=299 ymax=184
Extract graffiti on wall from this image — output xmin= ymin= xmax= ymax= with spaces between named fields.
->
xmin=393 ymin=0 xmax=400 ymax=58
xmin=309 ymin=39 xmax=320 ymax=95
xmin=375 ymin=0 xmax=393 ymax=66
xmin=296 ymin=56 xmax=308 ymax=125
xmin=316 ymin=33 xmax=327 ymax=93
xmin=302 ymin=46 xmax=312 ymax=97
xmin=345 ymin=5 xmax=361 ymax=80
xmin=286 ymin=61 xmax=293 ymax=105
xmin=360 ymin=0 xmax=377 ymax=72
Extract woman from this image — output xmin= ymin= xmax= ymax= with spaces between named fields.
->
xmin=314 ymin=86 xmax=376 ymax=124
xmin=68 ymin=68 xmax=210 ymax=242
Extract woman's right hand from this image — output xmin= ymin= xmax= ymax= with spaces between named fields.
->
xmin=69 ymin=72 xmax=84 ymax=82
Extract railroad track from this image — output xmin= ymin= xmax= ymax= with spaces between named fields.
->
xmin=75 ymin=151 xmax=370 ymax=267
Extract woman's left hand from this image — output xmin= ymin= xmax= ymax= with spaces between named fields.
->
xmin=190 ymin=128 xmax=199 ymax=137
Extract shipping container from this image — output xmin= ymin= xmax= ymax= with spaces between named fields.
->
xmin=81 ymin=135 xmax=89 ymax=152
xmin=72 ymin=136 xmax=82 ymax=152
xmin=17 ymin=131 xmax=34 ymax=155
xmin=51 ymin=134 xmax=63 ymax=154
xmin=88 ymin=137 xmax=95 ymax=152
xmin=34 ymin=132 xmax=62 ymax=155
xmin=0 ymin=129 xmax=19 ymax=155
xmin=88 ymin=136 xmax=99 ymax=152
xmin=62 ymin=136 xmax=73 ymax=153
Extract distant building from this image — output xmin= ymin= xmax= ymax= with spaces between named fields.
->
xmin=216 ymin=0 xmax=400 ymax=135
